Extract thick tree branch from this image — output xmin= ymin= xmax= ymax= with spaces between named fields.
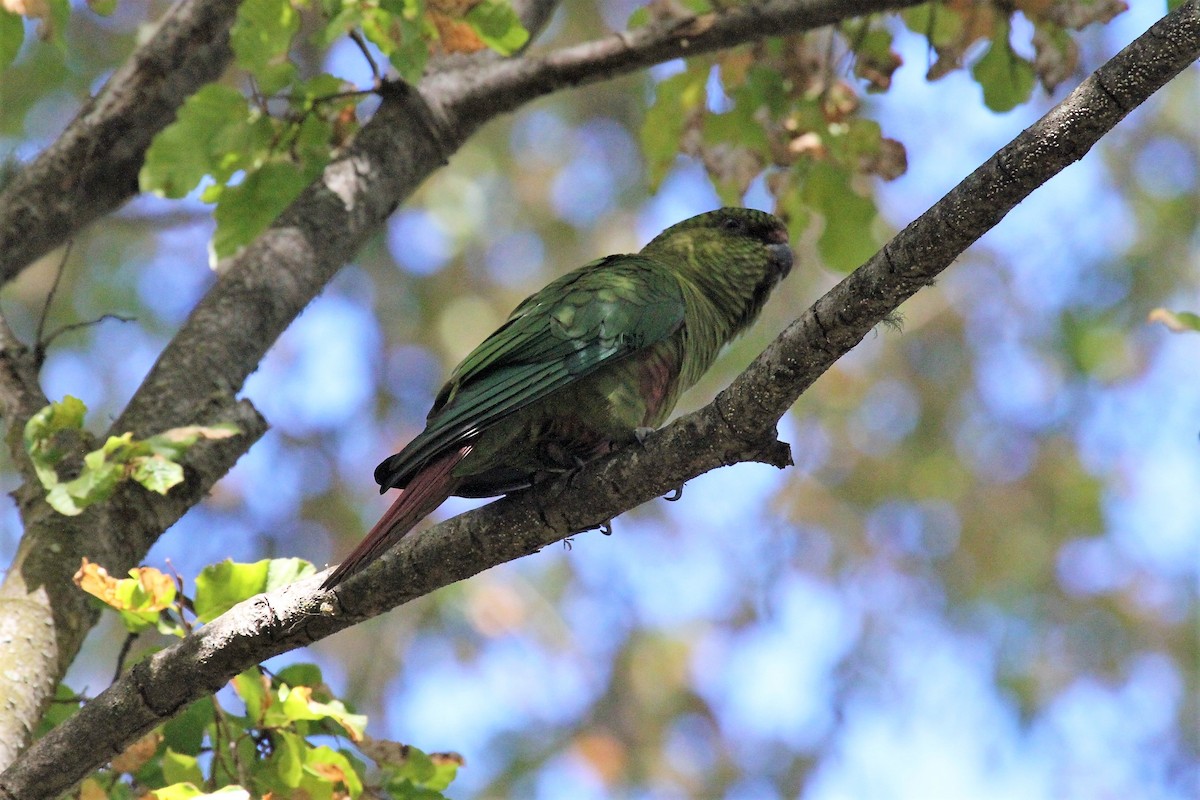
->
xmin=0 ymin=0 xmax=241 ymax=285
xmin=3 ymin=2 xmax=1196 ymax=793
xmin=428 ymin=0 xmax=922 ymax=133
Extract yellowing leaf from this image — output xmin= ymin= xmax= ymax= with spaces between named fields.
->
xmin=303 ymin=746 xmax=362 ymax=796
xmin=74 ymin=559 xmax=178 ymax=633
xmin=77 ymin=778 xmax=107 ymax=800
xmin=111 ymin=729 xmax=163 ymax=774
xmin=74 ymin=559 xmax=176 ymax=612
xmin=307 ymin=761 xmax=346 ymax=782
xmin=74 ymin=558 xmax=121 ymax=605
xmin=1149 ymin=308 xmax=1200 ymax=334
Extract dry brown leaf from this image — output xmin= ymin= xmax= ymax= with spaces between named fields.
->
xmin=429 ymin=10 xmax=486 ymax=54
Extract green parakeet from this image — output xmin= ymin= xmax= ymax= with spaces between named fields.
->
xmin=322 ymin=207 xmax=792 ymax=588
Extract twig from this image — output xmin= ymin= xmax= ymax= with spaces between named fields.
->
xmin=112 ymin=633 xmax=139 ymax=684
xmin=39 ymin=314 xmax=136 ymax=356
xmin=349 ymin=30 xmax=382 ymax=86
xmin=33 ymin=241 xmax=71 ymax=360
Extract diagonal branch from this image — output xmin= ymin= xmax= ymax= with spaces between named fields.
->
xmin=4 ymin=2 xmax=1195 ymax=794
xmin=0 ymin=0 xmax=242 ymax=284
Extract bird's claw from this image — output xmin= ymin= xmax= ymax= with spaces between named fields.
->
xmin=567 ymin=518 xmax=614 ymax=537
xmin=663 ymin=485 xmax=684 ymax=501
xmin=633 ymin=427 xmax=655 ymax=445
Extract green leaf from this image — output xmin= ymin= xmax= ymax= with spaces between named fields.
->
xmin=192 ymin=559 xmax=271 ymax=622
xmin=901 ymin=2 xmax=962 ymax=48
xmin=0 ymin=10 xmax=23 ymax=70
xmin=211 ymin=159 xmax=317 ymax=260
xmin=45 ymin=484 xmax=83 ymax=516
xmin=972 ymin=26 xmax=1035 ymax=112
xmin=272 ymin=729 xmax=306 ymax=787
xmin=140 ymin=85 xmax=259 ymax=198
xmin=422 ymin=753 xmax=463 ymax=791
xmin=387 ymin=781 xmax=448 ymax=800
xmin=131 ymin=454 xmax=186 ymax=494
xmin=274 ymin=684 xmax=325 ymax=724
xmin=392 ymin=745 xmax=435 ymax=783
xmin=61 ymin=456 xmax=122 ymax=505
xmin=276 ymin=663 xmax=323 ymax=688
xmin=162 ymin=748 xmax=205 ymax=787
xmin=87 ymin=0 xmax=118 ymax=16
xmin=233 ymin=668 xmax=270 ymax=722
xmin=803 ymin=161 xmax=878 ymax=272
xmin=465 ymin=0 xmax=528 ymax=56
xmin=35 ymin=684 xmax=83 ymax=737
xmin=305 ymin=696 xmax=367 ymax=741
xmin=193 ymin=557 xmax=313 ymax=622
xmin=163 ymin=697 xmax=213 ymax=756
xmin=361 ymin=7 xmax=427 ymax=84
xmin=47 ymin=0 xmax=68 ymax=42
xmin=265 ymin=557 xmax=317 ymax=591
xmin=641 ymin=68 xmax=705 ymax=190
xmin=232 ymin=0 xmax=300 ymax=95
xmin=23 ymin=395 xmax=86 ymax=477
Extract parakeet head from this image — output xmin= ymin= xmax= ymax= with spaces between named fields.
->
xmin=642 ymin=207 xmax=793 ymax=333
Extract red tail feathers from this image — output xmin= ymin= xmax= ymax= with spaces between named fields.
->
xmin=321 ymin=445 xmax=472 ymax=589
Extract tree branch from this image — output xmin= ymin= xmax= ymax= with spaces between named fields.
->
xmin=0 ymin=0 xmax=241 ymax=284
xmin=4 ymin=2 xmax=1195 ymax=793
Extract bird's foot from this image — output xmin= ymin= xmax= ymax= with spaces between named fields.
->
xmin=634 ymin=427 xmax=655 ymax=445
xmin=569 ymin=518 xmax=613 ymax=536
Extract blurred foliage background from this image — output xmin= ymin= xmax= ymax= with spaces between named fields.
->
xmin=1 ymin=0 xmax=1197 ymax=797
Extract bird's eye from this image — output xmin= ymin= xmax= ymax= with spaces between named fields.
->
xmin=722 ymin=217 xmax=742 ymax=232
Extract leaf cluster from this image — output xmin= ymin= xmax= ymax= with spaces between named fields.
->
xmin=23 ymin=396 xmax=239 ymax=517
xmin=638 ymin=0 xmax=1128 ymax=272
xmin=65 ymin=557 xmax=463 ymax=799
xmin=134 ymin=0 xmax=527 ymax=263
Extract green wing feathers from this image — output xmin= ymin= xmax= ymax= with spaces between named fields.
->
xmin=374 ymin=256 xmax=687 ymax=491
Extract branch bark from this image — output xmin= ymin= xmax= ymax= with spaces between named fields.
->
xmin=3 ymin=1 xmax=1195 ymax=793
xmin=0 ymin=0 xmax=242 ymax=284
